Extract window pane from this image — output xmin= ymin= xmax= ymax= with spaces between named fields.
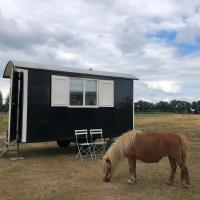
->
xmin=85 ymin=80 xmax=97 ymax=106
xmin=70 ymin=79 xmax=83 ymax=106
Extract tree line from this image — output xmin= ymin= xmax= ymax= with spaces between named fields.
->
xmin=1 ymin=89 xmax=200 ymax=114
xmin=135 ymin=100 xmax=200 ymax=114
xmin=0 ymin=91 xmax=9 ymax=112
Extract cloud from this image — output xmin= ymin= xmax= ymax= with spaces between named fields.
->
xmin=0 ymin=0 xmax=200 ymax=102
xmin=0 ymin=78 xmax=9 ymax=102
xmin=145 ymin=81 xmax=181 ymax=94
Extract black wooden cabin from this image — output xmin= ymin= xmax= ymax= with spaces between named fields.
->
xmin=3 ymin=61 xmax=138 ymax=147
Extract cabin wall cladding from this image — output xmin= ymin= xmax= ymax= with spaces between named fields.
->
xmin=26 ymin=69 xmax=133 ymax=142
xmin=3 ymin=60 xmax=138 ymax=144
xmin=114 ymin=79 xmax=133 ymax=136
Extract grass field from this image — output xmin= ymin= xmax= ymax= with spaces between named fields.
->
xmin=0 ymin=112 xmax=8 ymax=134
xmin=0 ymin=114 xmax=200 ymax=200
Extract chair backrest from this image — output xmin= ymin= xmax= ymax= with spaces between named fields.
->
xmin=74 ymin=129 xmax=89 ymax=144
xmin=89 ymin=129 xmax=103 ymax=142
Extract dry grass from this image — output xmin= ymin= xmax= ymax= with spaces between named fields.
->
xmin=0 ymin=114 xmax=200 ymax=200
xmin=0 ymin=112 xmax=8 ymax=134
xmin=136 ymin=113 xmax=200 ymax=137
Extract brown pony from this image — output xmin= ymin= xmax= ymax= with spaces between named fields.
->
xmin=102 ymin=130 xmax=191 ymax=188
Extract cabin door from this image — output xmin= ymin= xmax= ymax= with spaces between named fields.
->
xmin=8 ymin=70 xmax=24 ymax=142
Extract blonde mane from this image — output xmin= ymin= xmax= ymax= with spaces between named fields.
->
xmin=103 ymin=130 xmax=139 ymax=173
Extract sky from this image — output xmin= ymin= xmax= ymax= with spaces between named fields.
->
xmin=0 ymin=0 xmax=200 ymax=103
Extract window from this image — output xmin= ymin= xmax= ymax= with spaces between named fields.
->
xmin=69 ymin=78 xmax=97 ymax=106
xmin=70 ymin=78 xmax=84 ymax=106
xmin=85 ymin=80 xmax=97 ymax=106
xmin=51 ymin=75 xmax=114 ymax=108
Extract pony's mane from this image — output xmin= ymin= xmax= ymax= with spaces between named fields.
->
xmin=103 ymin=130 xmax=140 ymax=173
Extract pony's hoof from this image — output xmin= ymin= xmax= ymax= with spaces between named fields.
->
xmin=165 ymin=181 xmax=173 ymax=185
xmin=127 ymin=179 xmax=138 ymax=185
xmin=182 ymin=183 xmax=191 ymax=189
xmin=127 ymin=179 xmax=134 ymax=185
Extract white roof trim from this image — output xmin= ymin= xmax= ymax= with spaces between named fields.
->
xmin=3 ymin=60 xmax=139 ymax=80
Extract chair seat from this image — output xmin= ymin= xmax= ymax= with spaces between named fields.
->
xmin=93 ymin=141 xmax=107 ymax=145
xmin=79 ymin=143 xmax=92 ymax=146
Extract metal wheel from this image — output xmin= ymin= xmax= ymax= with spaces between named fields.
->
xmin=56 ymin=140 xmax=71 ymax=148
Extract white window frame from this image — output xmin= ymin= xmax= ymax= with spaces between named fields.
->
xmin=68 ymin=77 xmax=99 ymax=108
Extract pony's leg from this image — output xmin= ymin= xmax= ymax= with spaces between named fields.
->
xmin=127 ymin=157 xmax=138 ymax=185
xmin=184 ymin=166 xmax=191 ymax=185
xmin=176 ymin=159 xmax=191 ymax=188
xmin=166 ymin=156 xmax=177 ymax=185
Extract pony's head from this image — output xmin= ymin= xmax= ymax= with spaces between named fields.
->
xmin=102 ymin=130 xmax=138 ymax=182
xmin=102 ymin=157 xmax=112 ymax=182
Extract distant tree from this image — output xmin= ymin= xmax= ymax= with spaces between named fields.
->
xmin=2 ymin=94 xmax=9 ymax=112
xmin=135 ymin=99 xmax=195 ymax=114
xmin=0 ymin=91 xmax=3 ymax=112
xmin=135 ymin=100 xmax=155 ymax=113
xmin=156 ymin=101 xmax=173 ymax=112
xmin=192 ymin=101 xmax=200 ymax=114
xmin=170 ymin=100 xmax=192 ymax=114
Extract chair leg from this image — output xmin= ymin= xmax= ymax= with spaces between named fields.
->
xmin=93 ymin=144 xmax=97 ymax=160
xmin=92 ymin=144 xmax=106 ymax=159
xmin=76 ymin=145 xmax=94 ymax=160
xmin=76 ymin=145 xmax=83 ymax=160
xmin=89 ymin=146 xmax=93 ymax=160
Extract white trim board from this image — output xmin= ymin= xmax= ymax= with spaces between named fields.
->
xmin=21 ymin=69 xmax=28 ymax=143
xmin=7 ymin=68 xmax=13 ymax=143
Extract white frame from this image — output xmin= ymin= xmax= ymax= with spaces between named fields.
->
xmin=68 ymin=77 xmax=99 ymax=108
xmin=21 ymin=70 xmax=28 ymax=143
xmin=7 ymin=67 xmax=13 ymax=143
xmin=12 ymin=68 xmax=29 ymax=143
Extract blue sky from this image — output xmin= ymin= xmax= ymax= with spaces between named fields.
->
xmin=149 ymin=30 xmax=200 ymax=55
xmin=0 ymin=0 xmax=200 ymax=102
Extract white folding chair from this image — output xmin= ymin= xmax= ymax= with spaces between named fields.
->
xmin=89 ymin=129 xmax=107 ymax=159
xmin=74 ymin=129 xmax=93 ymax=160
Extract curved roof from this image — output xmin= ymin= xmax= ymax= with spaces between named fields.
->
xmin=3 ymin=60 xmax=139 ymax=80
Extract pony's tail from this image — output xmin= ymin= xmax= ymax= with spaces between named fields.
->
xmin=180 ymin=134 xmax=188 ymax=164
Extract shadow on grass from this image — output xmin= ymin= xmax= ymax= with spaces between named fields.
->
xmin=3 ymin=142 xmax=77 ymax=159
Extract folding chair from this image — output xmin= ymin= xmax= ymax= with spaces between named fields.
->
xmin=89 ymin=129 xmax=107 ymax=159
xmin=74 ymin=129 xmax=93 ymax=160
